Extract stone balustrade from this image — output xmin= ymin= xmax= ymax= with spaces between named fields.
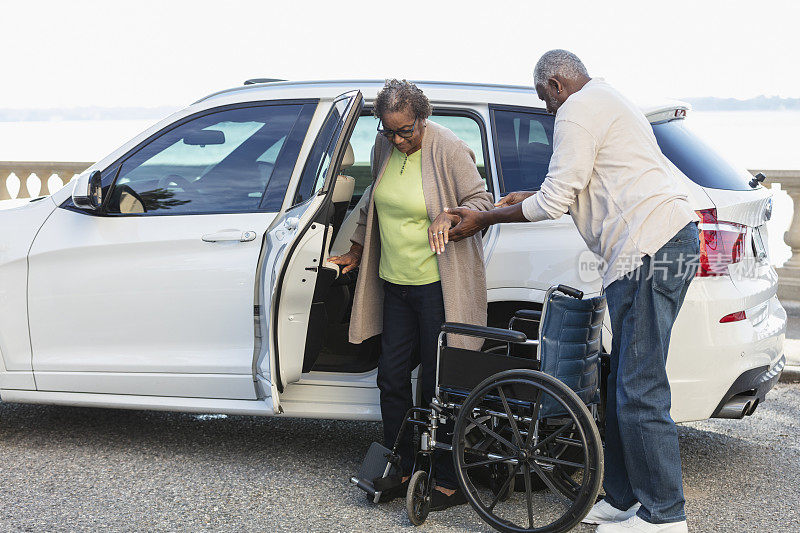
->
xmin=756 ymin=169 xmax=800 ymax=300
xmin=0 ymin=161 xmax=94 ymax=200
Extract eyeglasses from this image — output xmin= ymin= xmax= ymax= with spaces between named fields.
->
xmin=377 ymin=118 xmax=418 ymax=139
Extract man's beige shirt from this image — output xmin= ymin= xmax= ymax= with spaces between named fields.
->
xmin=521 ymin=78 xmax=700 ymax=288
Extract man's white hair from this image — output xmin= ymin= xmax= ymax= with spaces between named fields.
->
xmin=533 ymin=49 xmax=589 ymax=87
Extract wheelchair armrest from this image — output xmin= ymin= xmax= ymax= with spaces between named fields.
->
xmin=514 ymin=309 xmax=542 ymax=322
xmin=441 ymin=323 xmax=527 ymax=344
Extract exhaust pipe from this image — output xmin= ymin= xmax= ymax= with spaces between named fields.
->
xmin=715 ymin=394 xmax=757 ymax=419
xmin=746 ymin=398 xmax=760 ymax=416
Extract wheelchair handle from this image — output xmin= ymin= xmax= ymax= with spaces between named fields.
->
xmin=557 ymin=284 xmax=583 ymax=299
xmin=441 ymin=322 xmax=527 ymax=344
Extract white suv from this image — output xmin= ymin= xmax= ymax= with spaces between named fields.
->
xmin=0 ymin=80 xmax=785 ymax=424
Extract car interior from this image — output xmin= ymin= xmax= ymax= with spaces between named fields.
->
xmin=294 ymin=111 xmax=496 ymax=376
xmin=299 ymin=141 xmax=384 ymax=374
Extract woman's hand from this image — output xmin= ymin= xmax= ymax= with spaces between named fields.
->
xmin=428 ymin=211 xmax=461 ymax=255
xmin=494 ymin=190 xmax=535 ymax=208
xmin=328 ymin=243 xmax=363 ymax=274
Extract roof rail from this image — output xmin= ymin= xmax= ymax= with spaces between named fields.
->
xmin=244 ymin=78 xmax=286 ymax=85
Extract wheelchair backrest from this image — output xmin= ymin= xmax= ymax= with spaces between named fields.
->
xmin=538 ymin=293 xmax=606 ymax=416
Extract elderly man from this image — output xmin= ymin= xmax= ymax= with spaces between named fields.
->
xmin=446 ymin=50 xmax=698 ymax=533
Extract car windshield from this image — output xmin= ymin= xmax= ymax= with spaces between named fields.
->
xmin=652 ymin=119 xmax=754 ymax=191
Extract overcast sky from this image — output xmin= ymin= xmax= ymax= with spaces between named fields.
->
xmin=3 ymin=0 xmax=799 ymax=109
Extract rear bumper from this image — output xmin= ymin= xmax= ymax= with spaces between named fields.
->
xmin=667 ymin=285 xmax=786 ymax=423
xmin=710 ymin=353 xmax=785 ymax=418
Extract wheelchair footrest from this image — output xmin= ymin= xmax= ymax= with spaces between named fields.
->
xmin=350 ymin=442 xmax=400 ymax=502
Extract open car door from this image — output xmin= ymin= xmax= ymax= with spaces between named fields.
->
xmin=255 ymin=90 xmax=363 ymax=412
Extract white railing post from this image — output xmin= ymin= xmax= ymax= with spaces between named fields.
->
xmin=0 ymin=169 xmax=12 ymax=200
xmin=755 ymin=170 xmax=800 ymax=300
xmin=0 ymin=162 xmax=93 ymax=201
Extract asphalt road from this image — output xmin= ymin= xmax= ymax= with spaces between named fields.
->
xmin=0 ymin=373 xmax=798 ymax=533
xmin=2 ymin=308 xmax=800 ymax=533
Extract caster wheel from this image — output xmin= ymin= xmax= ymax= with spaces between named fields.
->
xmin=406 ymin=470 xmax=430 ymax=526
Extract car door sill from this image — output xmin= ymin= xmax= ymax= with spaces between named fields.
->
xmin=1 ymin=390 xmax=274 ymax=416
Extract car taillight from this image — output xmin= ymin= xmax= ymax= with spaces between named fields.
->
xmin=720 ymin=311 xmax=747 ymax=323
xmin=696 ymin=208 xmax=746 ymax=277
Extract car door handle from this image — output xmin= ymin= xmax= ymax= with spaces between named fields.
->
xmin=201 ymin=230 xmax=257 ymax=242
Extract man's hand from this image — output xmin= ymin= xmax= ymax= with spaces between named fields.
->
xmin=494 ymin=190 xmax=535 ymax=208
xmin=428 ymin=211 xmax=461 ymax=254
xmin=446 ymin=207 xmax=488 ymax=241
xmin=328 ymin=243 xmax=363 ymax=274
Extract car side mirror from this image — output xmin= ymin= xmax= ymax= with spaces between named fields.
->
xmin=72 ymin=170 xmax=103 ymax=210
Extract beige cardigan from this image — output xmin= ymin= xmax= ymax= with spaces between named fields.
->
xmin=349 ymin=121 xmax=494 ymax=350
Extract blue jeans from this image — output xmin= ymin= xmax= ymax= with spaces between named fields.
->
xmin=379 ymin=280 xmax=457 ymax=489
xmin=603 ymin=222 xmax=700 ymax=524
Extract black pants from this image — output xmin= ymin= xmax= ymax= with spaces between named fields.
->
xmin=378 ymin=280 xmax=457 ymax=489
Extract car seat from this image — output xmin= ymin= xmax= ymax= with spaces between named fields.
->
xmin=330 ymin=143 xmax=355 ymax=243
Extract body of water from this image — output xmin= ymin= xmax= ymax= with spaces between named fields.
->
xmin=0 ymin=111 xmax=798 ymax=170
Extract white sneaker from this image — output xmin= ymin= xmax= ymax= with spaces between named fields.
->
xmin=596 ymin=515 xmax=688 ymax=532
xmin=582 ymin=499 xmax=641 ymax=525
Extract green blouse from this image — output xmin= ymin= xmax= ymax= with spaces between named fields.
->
xmin=373 ymin=147 xmax=440 ymax=285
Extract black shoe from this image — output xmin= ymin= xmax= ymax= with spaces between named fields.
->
xmin=430 ymin=488 xmax=467 ymax=511
xmin=369 ymin=478 xmax=409 ymax=503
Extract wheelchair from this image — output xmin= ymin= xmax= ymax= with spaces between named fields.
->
xmin=352 ymin=284 xmax=606 ymax=533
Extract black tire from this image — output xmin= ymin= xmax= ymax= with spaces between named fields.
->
xmin=406 ymin=470 xmax=430 ymax=526
xmin=453 ymin=369 xmax=603 ymax=533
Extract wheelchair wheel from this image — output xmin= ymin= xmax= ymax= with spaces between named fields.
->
xmin=406 ymin=470 xmax=430 ymax=526
xmin=453 ymin=369 xmax=603 ymax=533
xmin=489 ymin=461 xmax=516 ymax=502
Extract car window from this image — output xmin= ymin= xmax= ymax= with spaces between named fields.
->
xmin=652 ymin=119 xmax=753 ymax=191
xmin=106 ymin=103 xmax=315 ymax=215
xmin=344 ymin=112 xmax=489 ymax=205
xmin=429 ymin=115 xmax=486 ymax=180
xmin=491 ymin=108 xmax=554 ymax=193
xmin=293 ymin=99 xmax=348 ymax=205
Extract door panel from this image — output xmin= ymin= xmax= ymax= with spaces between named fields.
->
xmin=28 ymin=209 xmax=276 ymax=398
xmin=257 ymin=90 xmax=363 ymax=405
xmin=275 ymin=222 xmax=328 ymax=385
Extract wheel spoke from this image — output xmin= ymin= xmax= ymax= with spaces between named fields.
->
xmin=534 ymin=455 xmax=586 ymax=470
xmin=487 ymin=463 xmax=520 ymax=512
xmin=463 ymin=456 xmax=516 ymax=469
xmin=530 ymin=421 xmax=575 ymax=453
xmin=523 ymin=462 xmax=534 ymax=529
xmin=497 ymin=386 xmax=524 ymax=448
xmin=466 ymin=416 xmax=518 ymax=453
xmin=553 ymin=467 xmax=582 ymax=493
xmin=529 ymin=460 xmax=572 ymax=507
xmin=524 ymin=389 xmax=543 ymax=451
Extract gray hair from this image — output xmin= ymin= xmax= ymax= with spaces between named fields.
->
xmin=373 ymin=79 xmax=432 ymax=120
xmin=533 ymin=49 xmax=590 ymax=87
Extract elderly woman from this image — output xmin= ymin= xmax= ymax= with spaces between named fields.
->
xmin=330 ymin=80 xmax=493 ymax=509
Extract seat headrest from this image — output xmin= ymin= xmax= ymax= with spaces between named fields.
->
xmin=340 ymin=143 xmax=354 ymax=170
